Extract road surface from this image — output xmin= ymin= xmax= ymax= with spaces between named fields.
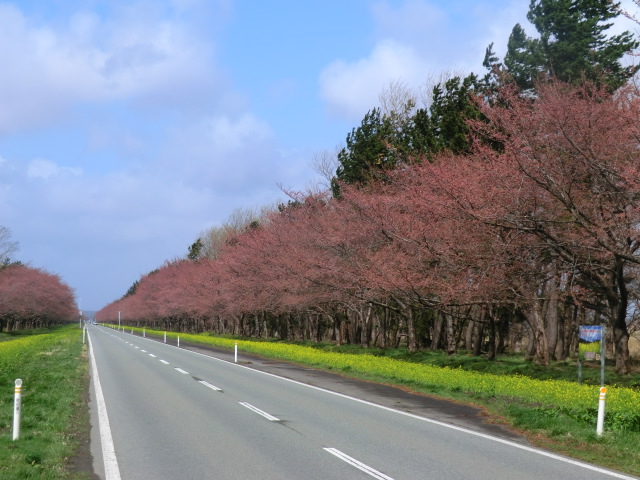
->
xmin=87 ymin=325 xmax=637 ymax=480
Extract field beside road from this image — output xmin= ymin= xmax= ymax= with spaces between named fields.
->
xmin=0 ymin=325 xmax=89 ymax=480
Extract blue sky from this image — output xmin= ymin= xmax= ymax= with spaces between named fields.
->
xmin=1 ymin=0 xmax=636 ymax=310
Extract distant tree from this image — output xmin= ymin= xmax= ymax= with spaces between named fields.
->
xmin=187 ymin=238 xmax=204 ymax=260
xmin=198 ymin=207 xmax=268 ymax=259
xmin=0 ymin=226 xmax=18 ymax=268
xmin=0 ymin=264 xmax=76 ymax=330
xmin=333 ymin=108 xmax=396 ymax=195
xmin=333 ymin=75 xmax=483 ymax=196
xmin=124 ymin=280 xmax=139 ymax=298
xmin=311 ymin=148 xmax=341 ymax=192
xmin=503 ymin=0 xmax=638 ymax=91
xmin=424 ymin=74 xmax=481 ymax=156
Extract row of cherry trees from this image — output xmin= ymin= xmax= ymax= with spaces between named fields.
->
xmin=0 ymin=263 xmax=78 ymax=331
xmin=97 ymin=81 xmax=640 ymax=373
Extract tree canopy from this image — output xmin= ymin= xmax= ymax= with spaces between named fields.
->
xmin=97 ymin=1 xmax=640 ymax=374
xmin=504 ymin=0 xmax=638 ymax=90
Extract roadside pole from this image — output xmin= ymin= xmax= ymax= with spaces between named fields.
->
xmin=13 ymin=379 xmax=22 ymax=441
xmin=596 ymin=387 xmax=606 ymax=436
xmin=600 ymin=325 xmax=606 ymax=387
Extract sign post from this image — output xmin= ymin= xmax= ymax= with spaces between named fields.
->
xmin=578 ymin=325 xmax=605 ymax=385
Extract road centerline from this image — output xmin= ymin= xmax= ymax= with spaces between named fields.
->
xmin=198 ymin=380 xmax=222 ymax=391
xmin=239 ymin=402 xmax=280 ymax=421
xmin=324 ymin=448 xmax=394 ymax=480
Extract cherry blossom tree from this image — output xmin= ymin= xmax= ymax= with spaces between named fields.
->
xmin=0 ymin=264 xmax=77 ymax=330
xmin=460 ymin=80 xmax=640 ymax=372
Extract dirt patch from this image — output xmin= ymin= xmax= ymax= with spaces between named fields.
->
xmin=66 ymin=351 xmax=99 ymax=480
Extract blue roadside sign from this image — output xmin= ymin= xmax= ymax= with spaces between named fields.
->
xmin=579 ymin=325 xmax=603 ymax=342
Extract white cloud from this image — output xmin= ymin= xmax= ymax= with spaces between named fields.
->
xmin=26 ymin=158 xmax=82 ymax=180
xmin=0 ymin=2 xmax=229 ymax=136
xmin=320 ymin=40 xmax=432 ymax=122
xmin=318 ymin=0 xmax=532 ymax=123
xmin=372 ymin=0 xmax=447 ymax=45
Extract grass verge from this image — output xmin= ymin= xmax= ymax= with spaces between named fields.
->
xmin=0 ymin=325 xmax=90 ymax=480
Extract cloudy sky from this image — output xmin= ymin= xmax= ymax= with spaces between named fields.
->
xmin=1 ymin=0 xmax=636 ymax=311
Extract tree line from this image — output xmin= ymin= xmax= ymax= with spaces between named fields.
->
xmin=97 ymin=1 xmax=640 ymax=374
xmin=0 ymin=227 xmax=78 ymax=330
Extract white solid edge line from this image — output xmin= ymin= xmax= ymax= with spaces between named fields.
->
xmin=324 ymin=448 xmax=394 ymax=480
xmin=103 ymin=327 xmax=639 ymax=480
xmin=87 ymin=332 xmax=121 ymax=480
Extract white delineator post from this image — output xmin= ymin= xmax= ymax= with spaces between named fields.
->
xmin=143 ymin=328 xmax=146 ymax=338
xmin=13 ymin=379 xmax=22 ymax=441
xmin=177 ymin=336 xmax=180 ymax=347
xmin=596 ymin=386 xmax=606 ymax=436
xmin=164 ymin=332 xmax=166 ymax=343
xmin=234 ymin=341 xmax=238 ymax=363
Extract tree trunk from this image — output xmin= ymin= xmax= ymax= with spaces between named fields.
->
xmin=361 ymin=304 xmax=372 ymax=347
xmin=472 ymin=307 xmax=486 ymax=357
xmin=487 ymin=319 xmax=496 ymax=360
xmin=523 ymin=301 xmax=549 ymax=366
xmin=406 ymin=307 xmax=417 ymax=352
xmin=378 ymin=307 xmax=388 ymax=349
xmin=431 ymin=313 xmax=444 ymax=350
xmin=444 ymin=312 xmax=456 ymax=355
xmin=544 ymin=276 xmax=560 ymax=361
xmin=612 ymin=262 xmax=630 ymax=374
xmin=465 ymin=320 xmax=474 ymax=351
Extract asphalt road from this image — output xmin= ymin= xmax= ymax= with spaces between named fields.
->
xmin=87 ymin=325 xmax=637 ymax=480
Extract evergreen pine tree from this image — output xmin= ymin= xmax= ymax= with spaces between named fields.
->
xmin=503 ymin=0 xmax=638 ymax=91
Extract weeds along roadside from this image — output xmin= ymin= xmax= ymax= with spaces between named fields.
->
xmin=0 ymin=325 xmax=89 ymax=480
xmin=123 ymin=325 xmax=640 ymax=476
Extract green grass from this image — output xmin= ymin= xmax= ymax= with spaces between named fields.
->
xmin=0 ymin=325 xmax=89 ymax=480
xmin=119 ymin=325 xmax=640 ymax=476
